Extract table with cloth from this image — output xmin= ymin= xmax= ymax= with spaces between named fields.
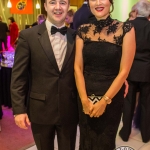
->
xmin=0 ymin=51 xmax=14 ymax=119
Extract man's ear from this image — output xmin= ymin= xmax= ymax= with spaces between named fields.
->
xmin=135 ymin=10 xmax=138 ymax=15
xmin=44 ymin=2 xmax=47 ymax=12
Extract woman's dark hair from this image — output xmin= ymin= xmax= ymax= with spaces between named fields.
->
xmin=109 ymin=0 xmax=114 ymax=13
xmin=87 ymin=0 xmax=114 ymax=13
xmin=8 ymin=17 xmax=15 ymax=23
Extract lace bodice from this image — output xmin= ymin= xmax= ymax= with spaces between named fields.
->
xmin=77 ymin=16 xmax=133 ymax=46
xmin=77 ymin=16 xmax=133 ymax=95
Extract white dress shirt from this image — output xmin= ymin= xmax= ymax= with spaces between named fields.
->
xmin=45 ymin=20 xmax=67 ymax=71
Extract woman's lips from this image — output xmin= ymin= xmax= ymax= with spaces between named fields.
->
xmin=95 ymin=7 xmax=104 ymax=12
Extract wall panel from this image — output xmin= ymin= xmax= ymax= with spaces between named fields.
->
xmin=0 ymin=0 xmax=41 ymax=30
xmin=0 ymin=0 xmax=140 ymax=31
xmin=70 ymin=0 xmax=83 ymax=8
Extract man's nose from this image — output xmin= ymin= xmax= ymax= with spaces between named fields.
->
xmin=55 ymin=2 xmax=61 ymax=9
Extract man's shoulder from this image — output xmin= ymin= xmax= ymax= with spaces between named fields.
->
xmin=20 ymin=23 xmax=45 ymax=36
xmin=131 ymin=18 xmax=150 ymax=27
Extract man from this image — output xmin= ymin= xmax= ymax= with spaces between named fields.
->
xmin=128 ymin=4 xmax=137 ymax=21
xmin=11 ymin=0 xmax=78 ymax=149
xmin=119 ymin=0 xmax=150 ymax=143
xmin=0 ymin=16 xmax=8 ymax=51
xmin=73 ymin=0 xmax=92 ymax=30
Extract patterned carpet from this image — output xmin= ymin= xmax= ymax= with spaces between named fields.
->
xmin=0 ymin=106 xmax=34 ymax=150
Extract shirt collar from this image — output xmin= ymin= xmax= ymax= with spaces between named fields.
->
xmin=45 ymin=19 xmax=65 ymax=34
xmin=83 ymin=1 xmax=88 ymax=4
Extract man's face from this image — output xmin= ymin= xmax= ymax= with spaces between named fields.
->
xmin=44 ymin=0 xmax=70 ymax=27
xmin=129 ymin=11 xmax=137 ymax=21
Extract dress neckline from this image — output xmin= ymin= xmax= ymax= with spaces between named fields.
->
xmin=89 ymin=15 xmax=113 ymax=27
xmin=89 ymin=15 xmax=113 ymax=33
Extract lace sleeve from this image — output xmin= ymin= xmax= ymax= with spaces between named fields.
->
xmin=77 ymin=25 xmax=83 ymax=39
xmin=76 ymin=24 xmax=90 ymax=40
xmin=123 ymin=22 xmax=133 ymax=35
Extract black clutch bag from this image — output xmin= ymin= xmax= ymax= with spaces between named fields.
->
xmin=88 ymin=94 xmax=102 ymax=104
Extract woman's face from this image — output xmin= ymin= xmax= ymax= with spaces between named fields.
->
xmin=8 ymin=19 xmax=11 ymax=24
xmin=89 ymin=0 xmax=111 ymax=20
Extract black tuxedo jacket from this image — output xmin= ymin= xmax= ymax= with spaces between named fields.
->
xmin=73 ymin=3 xmax=92 ymax=30
xmin=128 ymin=17 xmax=150 ymax=82
xmin=0 ymin=21 xmax=8 ymax=40
xmin=11 ymin=22 xmax=78 ymax=125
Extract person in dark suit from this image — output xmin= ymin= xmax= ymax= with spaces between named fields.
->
xmin=0 ymin=64 xmax=2 ymax=120
xmin=0 ymin=16 xmax=8 ymax=51
xmin=119 ymin=0 xmax=150 ymax=143
xmin=73 ymin=0 xmax=93 ymax=30
xmin=11 ymin=0 xmax=78 ymax=149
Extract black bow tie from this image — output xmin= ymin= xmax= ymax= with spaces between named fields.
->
xmin=51 ymin=26 xmax=67 ymax=35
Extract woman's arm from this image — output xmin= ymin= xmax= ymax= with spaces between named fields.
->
xmin=90 ymin=27 xmax=136 ymax=117
xmin=74 ymin=35 xmax=93 ymax=114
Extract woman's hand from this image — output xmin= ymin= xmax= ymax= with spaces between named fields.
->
xmin=82 ymin=99 xmax=93 ymax=115
xmin=89 ymin=99 xmax=107 ymax=118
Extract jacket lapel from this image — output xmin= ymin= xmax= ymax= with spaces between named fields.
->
xmin=38 ymin=22 xmax=60 ymax=73
xmin=61 ymin=28 xmax=75 ymax=71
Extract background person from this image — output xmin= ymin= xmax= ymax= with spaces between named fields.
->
xmin=119 ymin=0 xmax=150 ymax=143
xmin=8 ymin=17 xmax=19 ymax=48
xmin=65 ymin=9 xmax=74 ymax=29
xmin=73 ymin=0 xmax=93 ymax=30
xmin=37 ymin=14 xmax=46 ymax=25
xmin=0 ymin=16 xmax=8 ymax=51
xmin=129 ymin=4 xmax=137 ymax=20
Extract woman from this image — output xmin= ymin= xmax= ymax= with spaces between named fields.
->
xmin=8 ymin=17 xmax=19 ymax=48
xmin=74 ymin=0 xmax=135 ymax=149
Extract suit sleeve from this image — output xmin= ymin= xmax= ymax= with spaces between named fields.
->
xmin=11 ymin=31 xmax=30 ymax=115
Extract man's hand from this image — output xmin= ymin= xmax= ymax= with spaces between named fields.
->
xmin=124 ymin=80 xmax=129 ymax=98
xmin=14 ymin=113 xmax=30 ymax=129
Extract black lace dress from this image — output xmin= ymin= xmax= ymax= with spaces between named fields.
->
xmin=77 ymin=16 xmax=133 ymax=150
